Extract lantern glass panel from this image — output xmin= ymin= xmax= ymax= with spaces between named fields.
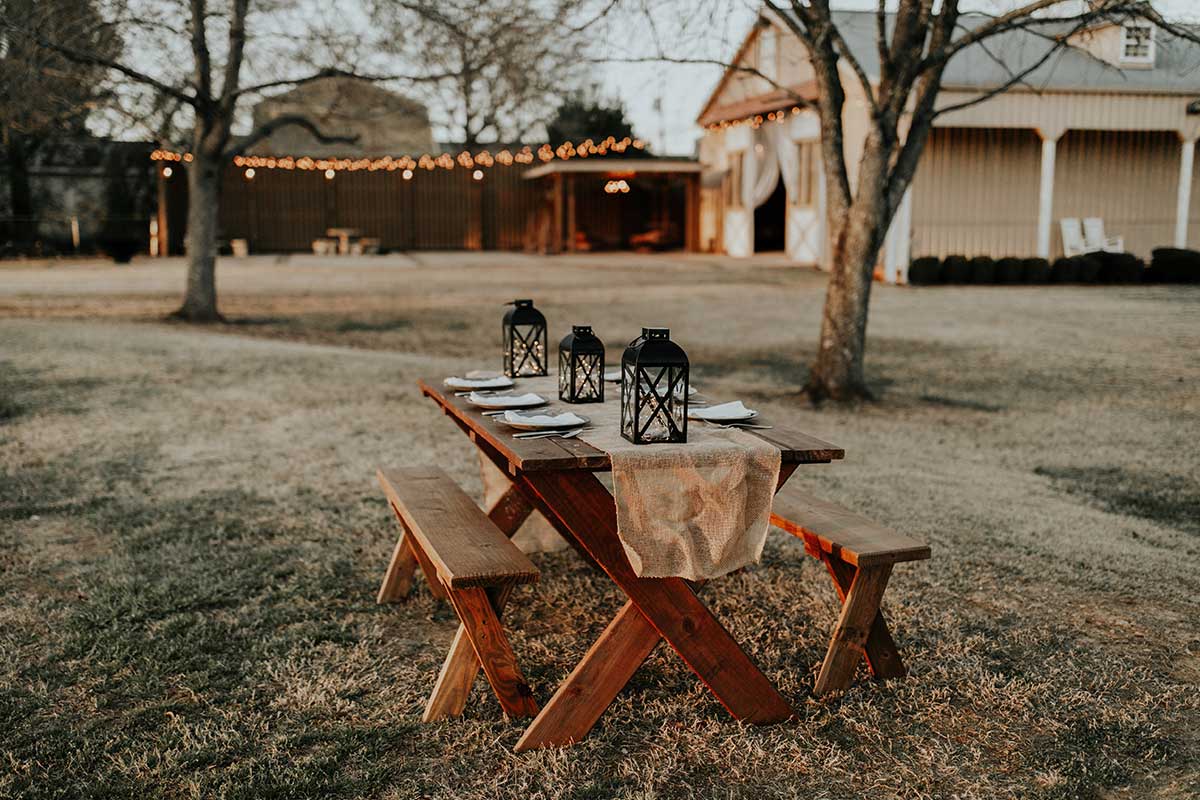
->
xmin=558 ymin=325 xmax=604 ymax=403
xmin=620 ymin=328 xmax=688 ymax=444
xmin=502 ymin=299 xmax=547 ymax=377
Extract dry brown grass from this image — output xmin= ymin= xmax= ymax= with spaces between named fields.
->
xmin=1 ymin=253 xmax=1198 ymax=799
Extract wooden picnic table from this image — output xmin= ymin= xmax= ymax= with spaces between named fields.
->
xmin=418 ymin=377 xmax=844 ymax=750
xmin=325 ymin=227 xmax=362 ymax=255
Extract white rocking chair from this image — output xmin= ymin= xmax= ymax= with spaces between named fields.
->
xmin=1082 ymin=217 xmax=1124 ymax=253
xmin=1060 ymin=218 xmax=1087 ymax=257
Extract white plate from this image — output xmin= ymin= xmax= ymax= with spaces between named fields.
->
xmin=689 ymin=401 xmax=758 ymax=422
xmin=500 ymin=410 xmax=590 ymax=431
xmin=468 ymin=392 xmax=546 ymax=410
xmin=444 ymin=375 xmax=514 ymax=391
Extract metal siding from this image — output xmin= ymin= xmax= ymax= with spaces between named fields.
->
xmin=910 ymin=127 xmax=1042 ymax=258
xmin=1052 ymin=129 xmax=1179 ymax=258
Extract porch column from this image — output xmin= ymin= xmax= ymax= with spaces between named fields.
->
xmin=883 ymin=188 xmax=913 ymax=284
xmin=1036 ymin=126 xmax=1064 ymax=259
xmin=1174 ymin=134 xmax=1196 ymax=248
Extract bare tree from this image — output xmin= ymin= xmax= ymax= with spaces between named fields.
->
xmin=759 ymin=0 xmax=1199 ymax=401
xmin=629 ymin=0 xmax=1198 ymax=401
xmin=371 ymin=0 xmax=610 ymax=146
xmin=0 ymin=0 xmax=117 ymax=247
xmin=3 ymin=0 xmax=410 ymax=321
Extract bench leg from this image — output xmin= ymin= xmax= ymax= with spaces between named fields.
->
xmin=423 ymin=584 xmax=516 ymax=721
xmin=824 ymin=557 xmax=907 ymax=681
xmin=377 ymin=529 xmax=419 ymax=603
xmin=814 ymin=563 xmax=893 ymax=696
xmin=379 ymin=501 xmax=447 ymax=602
xmin=447 ymin=585 xmax=538 ymax=719
xmin=423 ymin=625 xmax=481 ymax=721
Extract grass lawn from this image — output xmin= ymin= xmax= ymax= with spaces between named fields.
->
xmin=1 ymin=253 xmax=1198 ymax=799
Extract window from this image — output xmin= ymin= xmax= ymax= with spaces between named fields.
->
xmin=1121 ymin=24 xmax=1155 ymax=64
xmin=794 ymin=142 xmax=820 ymax=207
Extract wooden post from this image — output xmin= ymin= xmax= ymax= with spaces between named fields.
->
xmin=551 ymin=173 xmax=564 ymax=254
xmin=565 ymin=174 xmax=577 ymax=253
xmin=1036 ymin=127 xmax=1064 ymax=259
xmin=156 ymin=169 xmax=170 ymax=257
xmin=685 ymin=174 xmax=701 ymax=252
xmin=1175 ymin=134 xmax=1196 ymax=248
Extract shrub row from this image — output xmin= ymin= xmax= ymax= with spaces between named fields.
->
xmin=908 ymin=248 xmax=1200 ymax=285
xmin=909 ymin=255 xmax=1051 ymax=285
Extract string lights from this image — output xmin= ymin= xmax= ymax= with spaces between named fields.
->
xmin=604 ymin=179 xmax=630 ymax=194
xmin=149 ymin=136 xmax=647 ymax=178
xmin=704 ymin=105 xmax=804 ymax=132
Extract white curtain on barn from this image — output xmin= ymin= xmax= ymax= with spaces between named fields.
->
xmin=741 ymin=129 xmax=780 ymax=210
xmin=768 ymin=123 xmax=800 ymax=201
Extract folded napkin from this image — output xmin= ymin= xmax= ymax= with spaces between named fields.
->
xmin=469 ymin=392 xmax=543 ymax=406
xmin=466 ymin=369 xmax=503 ymax=380
xmin=689 ymin=400 xmax=755 ymax=421
xmin=503 ymin=410 xmax=587 ymax=427
xmin=445 ymin=374 xmax=513 ymax=390
xmin=604 ymin=369 xmax=622 ymax=382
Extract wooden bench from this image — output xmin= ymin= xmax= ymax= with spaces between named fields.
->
xmin=377 ymin=467 xmax=540 ymax=721
xmin=770 ymin=486 xmax=931 ymax=696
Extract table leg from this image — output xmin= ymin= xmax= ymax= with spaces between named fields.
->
xmin=514 ymin=600 xmax=660 ymax=751
xmin=487 ymin=484 xmax=535 ymax=536
xmin=520 ymin=470 xmax=794 ymax=734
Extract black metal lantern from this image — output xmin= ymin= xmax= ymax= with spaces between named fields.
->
xmin=620 ymin=327 xmax=689 ymax=444
xmin=558 ymin=326 xmax=605 ymax=403
xmin=502 ymin=299 xmax=548 ymax=377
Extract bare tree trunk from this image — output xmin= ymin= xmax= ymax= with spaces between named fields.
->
xmin=5 ymin=131 xmax=35 ymax=246
xmin=807 ymin=131 xmax=893 ymax=402
xmin=808 ymin=209 xmax=881 ymax=401
xmin=175 ymin=150 xmax=222 ymax=321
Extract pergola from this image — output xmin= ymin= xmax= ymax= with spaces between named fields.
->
xmin=523 ymin=158 xmax=703 ymax=253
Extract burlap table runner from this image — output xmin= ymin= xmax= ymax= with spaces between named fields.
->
xmin=519 ymin=377 xmax=781 ymax=580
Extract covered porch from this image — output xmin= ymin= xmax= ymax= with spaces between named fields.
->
xmin=522 ymin=159 xmax=702 ymax=254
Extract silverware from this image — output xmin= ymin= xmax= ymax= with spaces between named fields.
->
xmin=718 ymin=422 xmax=774 ymax=430
xmin=512 ymin=428 xmax=585 ymax=440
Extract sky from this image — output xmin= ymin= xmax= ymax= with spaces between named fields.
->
xmin=600 ymin=0 xmax=1200 ymax=155
xmin=94 ymin=1 xmax=1199 ymax=154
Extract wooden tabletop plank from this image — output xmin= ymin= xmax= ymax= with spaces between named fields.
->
xmin=420 ymin=380 xmax=607 ymax=472
xmin=419 ymin=378 xmax=844 ymax=472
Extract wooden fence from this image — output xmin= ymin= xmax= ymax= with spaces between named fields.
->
xmin=148 ymin=163 xmax=548 ymax=254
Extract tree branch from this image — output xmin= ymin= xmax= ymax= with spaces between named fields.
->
xmin=223 ymin=114 xmax=360 ymax=158
xmin=189 ymin=0 xmax=212 ymax=101
xmin=1 ymin=19 xmax=198 ymax=108
xmin=218 ymin=0 xmax=249 ymax=110
xmin=590 ymin=56 xmax=809 ymax=104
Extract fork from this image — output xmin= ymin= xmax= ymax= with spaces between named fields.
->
xmin=512 ymin=428 xmax=586 ymax=440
